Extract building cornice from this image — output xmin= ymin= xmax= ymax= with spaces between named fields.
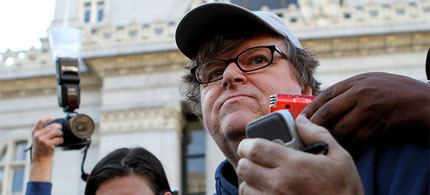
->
xmin=85 ymin=50 xmax=188 ymax=77
xmin=301 ymin=31 xmax=430 ymax=57
xmin=99 ymin=106 xmax=185 ymax=134
xmin=0 ymin=73 xmax=101 ymax=99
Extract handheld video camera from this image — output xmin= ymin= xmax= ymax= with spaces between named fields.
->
xmin=45 ymin=58 xmax=95 ymax=150
xmin=246 ymin=94 xmax=328 ymax=154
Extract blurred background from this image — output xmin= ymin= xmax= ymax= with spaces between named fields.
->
xmin=0 ymin=0 xmax=428 ymax=194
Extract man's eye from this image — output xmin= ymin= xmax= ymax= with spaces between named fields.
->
xmin=206 ymin=69 xmax=224 ymax=80
xmin=249 ymin=56 xmax=269 ymax=65
xmin=251 ymin=57 xmax=266 ymax=64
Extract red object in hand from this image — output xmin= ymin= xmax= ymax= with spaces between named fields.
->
xmin=269 ymin=94 xmax=315 ymax=119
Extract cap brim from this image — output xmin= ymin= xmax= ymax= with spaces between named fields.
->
xmin=175 ymin=3 xmax=278 ymax=59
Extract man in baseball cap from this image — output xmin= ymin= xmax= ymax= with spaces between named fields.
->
xmin=176 ymin=2 xmax=429 ymax=194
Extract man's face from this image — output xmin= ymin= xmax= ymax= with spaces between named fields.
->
xmin=200 ymin=34 xmax=311 ymax=167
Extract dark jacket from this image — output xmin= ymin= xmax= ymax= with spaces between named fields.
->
xmin=214 ymin=140 xmax=429 ymax=195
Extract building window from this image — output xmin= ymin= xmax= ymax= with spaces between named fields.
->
xmin=155 ymin=28 xmax=163 ymax=35
xmin=84 ymin=2 xmax=91 ymax=23
xmin=0 ymin=139 xmax=30 ymax=194
xmin=344 ymin=13 xmax=351 ymax=19
xmin=182 ymin=104 xmax=206 ymax=195
xmin=103 ymin=33 xmax=111 ymax=40
xmin=290 ymin=17 xmax=297 ymax=23
xmin=129 ymin=30 xmax=137 ymax=38
xmin=369 ymin=10 xmax=378 ymax=17
xmin=12 ymin=168 xmax=24 ymax=193
xmin=97 ymin=1 xmax=104 ymax=22
xmin=425 ymin=7 xmax=430 ymax=14
xmin=396 ymin=8 xmax=405 ymax=15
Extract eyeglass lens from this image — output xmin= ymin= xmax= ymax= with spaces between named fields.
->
xmin=196 ymin=47 xmax=273 ymax=83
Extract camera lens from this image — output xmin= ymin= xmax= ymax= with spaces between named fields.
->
xmin=69 ymin=114 xmax=95 ymax=139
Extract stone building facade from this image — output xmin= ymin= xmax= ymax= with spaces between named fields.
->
xmin=0 ymin=0 xmax=428 ymax=194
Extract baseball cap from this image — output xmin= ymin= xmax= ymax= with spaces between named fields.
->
xmin=175 ymin=2 xmax=302 ymax=59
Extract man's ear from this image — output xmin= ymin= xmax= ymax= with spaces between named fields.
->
xmin=163 ymin=192 xmax=172 ymax=195
xmin=302 ymin=86 xmax=313 ymax=96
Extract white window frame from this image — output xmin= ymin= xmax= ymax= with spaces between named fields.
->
xmin=81 ymin=0 xmax=106 ymax=25
xmin=0 ymin=137 xmax=31 ymax=195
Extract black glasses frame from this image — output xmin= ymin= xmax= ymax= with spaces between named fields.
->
xmin=191 ymin=45 xmax=289 ymax=84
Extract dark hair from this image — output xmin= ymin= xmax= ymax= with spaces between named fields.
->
xmin=84 ymin=147 xmax=171 ymax=195
xmin=180 ymin=19 xmax=320 ymax=118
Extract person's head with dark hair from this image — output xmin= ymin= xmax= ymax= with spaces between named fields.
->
xmin=176 ymin=2 xmax=320 ymax=167
xmin=85 ymin=147 xmax=172 ymax=195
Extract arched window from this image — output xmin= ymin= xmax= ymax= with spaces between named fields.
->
xmin=0 ymin=138 xmax=31 ymax=195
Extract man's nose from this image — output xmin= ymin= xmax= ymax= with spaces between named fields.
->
xmin=222 ymin=62 xmax=247 ymax=88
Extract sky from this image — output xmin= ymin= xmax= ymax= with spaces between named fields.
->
xmin=0 ymin=0 xmax=56 ymax=52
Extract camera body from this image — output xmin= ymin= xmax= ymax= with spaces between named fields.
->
xmin=246 ymin=110 xmax=304 ymax=150
xmin=269 ymin=94 xmax=315 ymax=119
xmin=49 ymin=57 xmax=95 ymax=150
xmin=46 ymin=112 xmax=94 ymax=150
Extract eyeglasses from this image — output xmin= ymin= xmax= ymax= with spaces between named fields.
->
xmin=191 ymin=45 xmax=288 ymax=84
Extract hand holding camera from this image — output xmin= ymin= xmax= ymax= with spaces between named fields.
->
xmin=29 ymin=57 xmax=94 ymax=182
xmin=44 ymin=112 xmax=94 ymax=150
xmin=48 ymin=57 xmax=95 ymax=150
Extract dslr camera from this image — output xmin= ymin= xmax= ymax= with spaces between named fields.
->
xmin=46 ymin=57 xmax=95 ymax=150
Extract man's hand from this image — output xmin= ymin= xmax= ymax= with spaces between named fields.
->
xmin=302 ymin=72 xmax=430 ymax=149
xmin=236 ymin=115 xmax=364 ymax=195
xmin=30 ymin=117 xmax=63 ymax=182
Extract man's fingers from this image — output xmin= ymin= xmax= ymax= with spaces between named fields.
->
xmin=32 ymin=117 xmax=54 ymax=134
xmin=45 ymin=125 xmax=63 ymax=139
xmin=51 ymin=137 xmax=64 ymax=146
xmin=309 ymin=90 xmax=356 ymax=127
xmin=296 ymin=115 xmax=342 ymax=155
xmin=301 ymin=93 xmax=330 ymax=119
xmin=33 ymin=123 xmax=63 ymax=146
xmin=237 ymin=158 xmax=272 ymax=191
xmin=237 ymin=138 xmax=292 ymax=168
xmin=329 ymin=108 xmax=368 ymax=142
xmin=239 ymin=181 xmax=263 ymax=195
xmin=302 ymin=78 xmax=353 ymax=118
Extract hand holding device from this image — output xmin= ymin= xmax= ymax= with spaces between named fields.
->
xmin=246 ymin=94 xmax=327 ymax=154
xmin=47 ymin=57 xmax=95 ymax=150
xmin=246 ymin=110 xmax=327 ymax=154
xmin=30 ymin=27 xmax=93 ymax=182
xmin=238 ymin=115 xmax=364 ymax=195
xmin=44 ymin=112 xmax=94 ymax=150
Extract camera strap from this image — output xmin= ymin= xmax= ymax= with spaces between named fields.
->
xmin=426 ymin=48 xmax=429 ymax=84
xmin=80 ymin=139 xmax=91 ymax=182
xmin=25 ymin=140 xmax=91 ymax=182
xmin=24 ymin=145 xmax=33 ymax=162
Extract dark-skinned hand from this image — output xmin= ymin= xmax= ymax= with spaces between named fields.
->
xmin=302 ymin=72 xmax=430 ymax=150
